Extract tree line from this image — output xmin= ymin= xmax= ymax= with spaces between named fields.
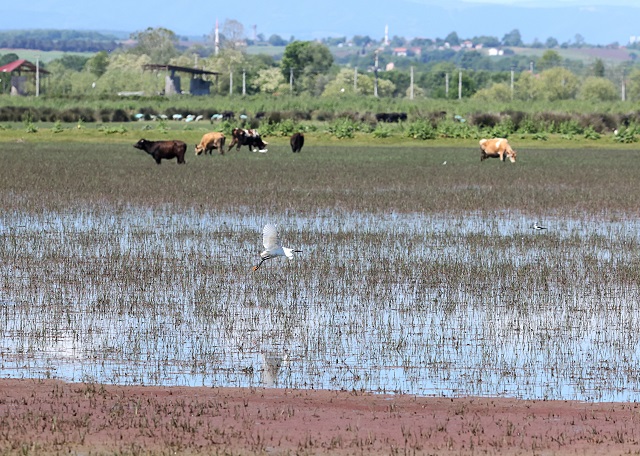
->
xmin=0 ymin=30 xmax=121 ymax=53
xmin=1 ymin=26 xmax=639 ymax=102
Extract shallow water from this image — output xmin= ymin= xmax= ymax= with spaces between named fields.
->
xmin=1 ymin=208 xmax=640 ymax=402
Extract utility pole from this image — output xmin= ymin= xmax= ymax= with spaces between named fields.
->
xmin=36 ymin=56 xmax=40 ymax=97
xmin=242 ymin=69 xmax=246 ymax=96
xmin=374 ymin=50 xmax=379 ymax=97
xmin=445 ymin=73 xmax=449 ymax=98
xmin=410 ymin=66 xmax=414 ymax=100
xmin=289 ymin=68 xmax=294 ymax=93
xmin=229 ymin=71 xmax=233 ymax=95
xmin=214 ymin=18 xmax=220 ymax=56
xmin=510 ymin=65 xmax=515 ymax=100
xmin=354 ymin=67 xmax=358 ymax=92
xmin=622 ymin=70 xmax=626 ymax=101
xmin=458 ymin=70 xmax=462 ymax=100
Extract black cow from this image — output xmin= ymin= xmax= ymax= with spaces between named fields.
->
xmin=133 ymin=139 xmax=187 ymax=164
xmin=290 ymin=132 xmax=304 ymax=153
xmin=228 ymin=128 xmax=268 ymax=152
xmin=375 ymin=112 xmax=408 ymax=123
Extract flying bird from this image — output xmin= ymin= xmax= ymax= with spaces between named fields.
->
xmin=253 ymin=224 xmax=302 ymax=271
xmin=531 ymin=222 xmax=547 ymax=230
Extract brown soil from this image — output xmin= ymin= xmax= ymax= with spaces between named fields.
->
xmin=1 ymin=379 xmax=639 ymax=455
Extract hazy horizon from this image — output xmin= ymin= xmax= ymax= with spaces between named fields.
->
xmin=3 ymin=0 xmax=638 ymax=46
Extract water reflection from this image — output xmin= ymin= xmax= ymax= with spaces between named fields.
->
xmin=1 ymin=208 xmax=640 ymax=401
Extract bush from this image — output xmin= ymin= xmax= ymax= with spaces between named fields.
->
xmin=372 ymin=125 xmax=392 ymax=138
xmin=613 ymin=127 xmax=637 ymax=143
xmin=327 ymin=117 xmax=358 ymax=139
xmin=406 ymin=119 xmax=436 ymax=140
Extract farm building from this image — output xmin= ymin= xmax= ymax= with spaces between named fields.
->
xmin=0 ymin=59 xmax=50 ymax=96
xmin=142 ymin=64 xmax=220 ymax=96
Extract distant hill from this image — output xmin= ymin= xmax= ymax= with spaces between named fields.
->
xmin=0 ymin=30 xmax=121 ymax=53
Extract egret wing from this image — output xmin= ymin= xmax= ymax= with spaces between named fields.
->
xmin=262 ymin=224 xmax=281 ymax=250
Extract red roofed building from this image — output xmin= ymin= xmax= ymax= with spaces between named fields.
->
xmin=0 ymin=59 xmax=50 ymax=96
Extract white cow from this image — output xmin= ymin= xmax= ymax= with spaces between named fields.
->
xmin=479 ymin=138 xmax=517 ymax=163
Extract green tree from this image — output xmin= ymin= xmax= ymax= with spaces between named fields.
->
xmin=280 ymin=41 xmax=334 ymax=94
xmin=545 ymin=37 xmax=558 ymax=48
xmin=268 ymin=34 xmax=287 ymax=46
xmin=592 ymin=58 xmax=605 ymax=77
xmin=0 ymin=52 xmax=19 ymax=66
xmin=444 ymin=31 xmax=460 ymax=46
xmin=626 ymin=68 xmax=640 ymax=101
xmin=129 ymin=27 xmax=178 ymax=64
xmin=514 ymin=71 xmax=538 ymax=100
xmin=473 ymin=82 xmax=512 ymax=102
xmin=322 ymin=68 xmax=395 ymax=97
xmin=536 ymin=67 xmax=579 ymax=101
xmin=352 ymin=35 xmax=373 ymax=47
xmin=537 ymin=50 xmax=562 ymax=71
xmin=86 ymin=51 xmax=109 ymax=77
xmin=251 ymin=67 xmax=286 ymax=93
xmin=55 ymin=54 xmax=89 ymax=71
xmin=579 ymin=76 xmax=618 ymax=101
xmin=502 ymin=29 xmax=523 ymax=47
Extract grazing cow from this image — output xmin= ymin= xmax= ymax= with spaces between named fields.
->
xmin=290 ymin=132 xmax=304 ymax=153
xmin=228 ymin=128 xmax=268 ymax=152
xmin=375 ymin=112 xmax=408 ymax=123
xmin=479 ymin=138 xmax=517 ymax=163
xmin=195 ymin=132 xmax=226 ymax=155
xmin=133 ymin=139 xmax=187 ymax=164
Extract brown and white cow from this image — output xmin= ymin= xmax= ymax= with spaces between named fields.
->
xmin=479 ymin=138 xmax=517 ymax=163
xmin=228 ymin=128 xmax=268 ymax=152
xmin=195 ymin=132 xmax=226 ymax=155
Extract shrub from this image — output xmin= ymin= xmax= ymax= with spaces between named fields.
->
xmin=372 ymin=124 xmax=392 ymax=138
xmin=469 ymin=112 xmax=500 ymax=128
xmin=583 ymin=126 xmax=601 ymax=140
xmin=613 ymin=127 xmax=637 ymax=143
xmin=406 ymin=119 xmax=436 ymax=140
xmin=327 ymin=117 xmax=358 ymax=138
xmin=51 ymin=121 xmax=64 ymax=133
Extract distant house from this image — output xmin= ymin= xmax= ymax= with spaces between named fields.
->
xmin=393 ymin=47 xmax=408 ymax=57
xmin=488 ymin=48 xmax=504 ymax=56
xmin=0 ymin=59 xmax=50 ymax=96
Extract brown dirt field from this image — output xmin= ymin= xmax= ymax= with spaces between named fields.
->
xmin=1 ymin=379 xmax=639 ymax=455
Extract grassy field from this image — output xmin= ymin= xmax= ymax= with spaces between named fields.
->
xmin=1 ymin=128 xmax=639 ymax=216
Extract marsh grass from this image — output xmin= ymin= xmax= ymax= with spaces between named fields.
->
xmin=1 ymin=141 xmax=640 ymax=400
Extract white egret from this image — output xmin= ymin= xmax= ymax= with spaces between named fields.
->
xmin=252 ymin=224 xmax=302 ymax=271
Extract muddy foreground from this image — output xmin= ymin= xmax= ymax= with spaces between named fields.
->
xmin=1 ymin=379 xmax=639 ymax=455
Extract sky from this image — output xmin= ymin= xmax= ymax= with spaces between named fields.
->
xmin=3 ymin=0 xmax=639 ymax=45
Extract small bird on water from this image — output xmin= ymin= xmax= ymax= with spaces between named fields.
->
xmin=253 ymin=224 xmax=302 ymax=271
xmin=531 ymin=222 xmax=547 ymax=230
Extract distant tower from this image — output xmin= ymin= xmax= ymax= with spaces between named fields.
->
xmin=384 ymin=24 xmax=389 ymax=46
xmin=253 ymin=24 xmax=257 ymax=41
xmin=214 ymin=18 xmax=220 ymax=56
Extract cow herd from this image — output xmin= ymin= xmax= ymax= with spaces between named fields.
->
xmin=134 ymin=129 xmax=305 ymax=164
xmin=134 ymin=130 xmax=518 ymax=165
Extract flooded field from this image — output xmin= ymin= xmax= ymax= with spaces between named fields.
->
xmin=2 ymin=207 xmax=640 ymax=402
